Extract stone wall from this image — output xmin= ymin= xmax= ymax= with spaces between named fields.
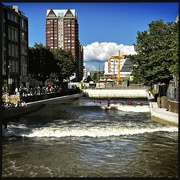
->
xmin=157 ymin=96 xmax=178 ymax=114
xmin=168 ymin=99 xmax=179 ymax=114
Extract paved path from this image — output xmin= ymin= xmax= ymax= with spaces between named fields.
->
xmin=148 ymin=94 xmax=178 ymax=127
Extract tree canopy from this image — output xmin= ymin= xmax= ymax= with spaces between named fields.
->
xmin=130 ymin=19 xmax=179 ymax=87
xmin=29 ymin=43 xmax=57 ymax=85
xmin=29 ymin=43 xmax=78 ymax=85
xmin=53 ymin=48 xmax=77 ymax=83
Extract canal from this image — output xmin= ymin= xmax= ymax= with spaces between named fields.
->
xmin=2 ymin=96 xmax=178 ymax=177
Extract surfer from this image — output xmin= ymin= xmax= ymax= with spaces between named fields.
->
xmin=107 ymin=98 xmax=111 ymax=107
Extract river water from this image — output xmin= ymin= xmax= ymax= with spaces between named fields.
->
xmin=2 ymin=96 xmax=178 ymax=178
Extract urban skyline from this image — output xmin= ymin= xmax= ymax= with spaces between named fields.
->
xmin=2 ymin=2 xmax=179 ymax=71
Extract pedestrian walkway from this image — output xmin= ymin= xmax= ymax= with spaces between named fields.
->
xmin=148 ymin=93 xmax=178 ymax=127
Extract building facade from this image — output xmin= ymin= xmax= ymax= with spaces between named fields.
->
xmin=46 ymin=9 xmax=83 ymax=82
xmin=1 ymin=3 xmax=28 ymax=93
xmin=104 ymin=50 xmax=131 ymax=81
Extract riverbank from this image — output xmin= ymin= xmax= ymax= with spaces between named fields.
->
xmin=2 ymin=89 xmax=83 ymax=121
xmin=149 ymin=97 xmax=178 ymax=127
xmin=21 ymin=88 xmax=81 ymax=103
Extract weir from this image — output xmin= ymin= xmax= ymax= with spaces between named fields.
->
xmin=82 ymin=89 xmax=149 ymax=98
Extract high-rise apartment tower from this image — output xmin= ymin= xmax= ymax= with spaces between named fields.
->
xmin=46 ymin=9 xmax=83 ymax=81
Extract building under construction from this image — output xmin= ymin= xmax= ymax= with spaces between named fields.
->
xmin=103 ymin=50 xmax=133 ymax=83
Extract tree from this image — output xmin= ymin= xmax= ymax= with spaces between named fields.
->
xmin=167 ymin=21 xmax=179 ymax=77
xmin=29 ymin=43 xmax=57 ymax=85
xmin=130 ymin=20 xmax=179 ymax=88
xmin=53 ymin=48 xmax=77 ymax=83
xmin=92 ymin=72 xmax=98 ymax=82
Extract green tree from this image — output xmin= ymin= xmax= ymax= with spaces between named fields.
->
xmin=130 ymin=20 xmax=178 ymax=88
xmin=53 ymin=48 xmax=77 ymax=83
xmin=92 ymin=72 xmax=98 ymax=82
xmin=29 ymin=43 xmax=57 ymax=85
xmin=167 ymin=21 xmax=179 ymax=77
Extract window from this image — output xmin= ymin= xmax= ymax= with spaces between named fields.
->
xmin=21 ymin=18 xmax=27 ymax=29
xmin=12 ymin=61 xmax=15 ymax=73
xmin=8 ymin=27 xmax=11 ymax=40
xmin=21 ymin=32 xmax=25 ymax=41
xmin=15 ymin=30 xmax=18 ymax=42
xmin=12 ymin=44 xmax=14 ymax=56
xmin=21 ymin=44 xmax=27 ymax=54
xmin=14 ymin=45 xmax=17 ymax=57
xmin=21 ymin=18 xmax=24 ymax=28
xmin=11 ymin=14 xmax=14 ymax=21
xmin=11 ymin=29 xmax=14 ymax=41
xmin=7 ymin=13 xmax=10 ymax=20
xmin=15 ymin=61 xmax=18 ymax=73
xmin=8 ymin=44 xmax=11 ymax=56
xmin=14 ymin=16 xmax=17 ymax=22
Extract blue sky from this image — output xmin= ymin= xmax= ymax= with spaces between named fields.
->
xmin=2 ymin=2 xmax=179 ymax=71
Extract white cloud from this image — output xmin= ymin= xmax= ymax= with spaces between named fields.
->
xmin=84 ymin=63 xmax=96 ymax=71
xmin=83 ymin=42 xmax=137 ymax=62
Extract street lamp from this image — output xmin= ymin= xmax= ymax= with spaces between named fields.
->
xmin=8 ymin=64 xmax=11 ymax=93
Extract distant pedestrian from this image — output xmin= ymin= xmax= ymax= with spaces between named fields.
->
xmin=15 ymin=87 xmax=19 ymax=95
xmin=148 ymin=91 xmax=151 ymax=97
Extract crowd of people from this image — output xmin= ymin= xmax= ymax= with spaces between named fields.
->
xmin=15 ymin=85 xmax=62 ymax=97
xmin=2 ymin=84 xmax=62 ymax=109
xmin=2 ymin=84 xmax=63 ymax=98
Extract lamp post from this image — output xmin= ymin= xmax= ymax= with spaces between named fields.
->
xmin=8 ymin=64 xmax=11 ymax=93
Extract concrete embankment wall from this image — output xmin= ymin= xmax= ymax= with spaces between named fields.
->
xmin=22 ymin=89 xmax=81 ymax=103
xmin=82 ymin=89 xmax=148 ymax=98
xmin=149 ymin=101 xmax=178 ymax=127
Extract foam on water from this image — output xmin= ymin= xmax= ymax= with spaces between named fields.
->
xmin=101 ymin=104 xmax=150 ymax=112
xmin=3 ymin=124 xmax=178 ymax=138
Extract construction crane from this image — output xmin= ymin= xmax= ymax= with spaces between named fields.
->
xmin=108 ymin=50 xmax=129 ymax=81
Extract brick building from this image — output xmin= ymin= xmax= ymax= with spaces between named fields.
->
xmin=46 ymin=9 xmax=83 ymax=82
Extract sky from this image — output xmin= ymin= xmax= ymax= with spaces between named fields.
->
xmin=2 ymin=1 xmax=179 ymax=71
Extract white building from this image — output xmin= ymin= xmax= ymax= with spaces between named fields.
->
xmin=103 ymin=56 xmax=133 ymax=80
